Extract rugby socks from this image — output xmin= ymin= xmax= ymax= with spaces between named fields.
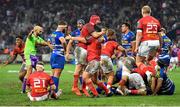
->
xmin=79 ymin=75 xmax=83 ymax=85
xmin=87 ymin=81 xmax=98 ymax=96
xmin=107 ymin=82 xmax=112 ymax=89
xmin=22 ymin=78 xmax=27 ymax=93
xmin=130 ymin=90 xmax=138 ymax=95
xmin=73 ymin=74 xmax=79 ymax=88
xmin=82 ymin=81 xmax=90 ymax=97
xmin=52 ymin=76 xmax=59 ymax=93
xmin=97 ymin=82 xmax=109 ymax=95
xmin=82 ymin=81 xmax=86 ymax=90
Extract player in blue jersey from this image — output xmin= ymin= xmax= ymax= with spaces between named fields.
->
xmin=121 ymin=22 xmax=135 ymax=56
xmin=159 ymin=28 xmax=172 ymax=56
xmin=48 ymin=21 xmax=67 ymax=93
xmin=66 ymin=19 xmax=85 ymax=96
xmin=151 ymin=28 xmax=175 ymax=95
xmin=152 ymin=55 xmax=175 ymax=95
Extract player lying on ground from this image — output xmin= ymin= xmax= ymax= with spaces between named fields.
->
xmin=26 ymin=62 xmax=62 ymax=101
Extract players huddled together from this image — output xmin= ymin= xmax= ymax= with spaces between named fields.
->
xmin=4 ymin=5 xmax=178 ymax=101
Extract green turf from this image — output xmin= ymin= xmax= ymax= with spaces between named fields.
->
xmin=0 ymin=64 xmax=180 ymax=106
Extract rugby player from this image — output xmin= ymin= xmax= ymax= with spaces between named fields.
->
xmin=100 ymin=29 xmax=126 ymax=90
xmin=22 ymin=26 xmax=53 ymax=93
xmin=66 ymin=19 xmax=85 ymax=96
xmin=4 ymin=36 xmax=26 ymax=82
xmin=48 ymin=21 xmax=67 ymax=93
xmin=135 ymin=5 xmax=161 ymax=83
xmin=26 ymin=62 xmax=62 ymax=101
xmin=121 ymin=22 xmax=135 ymax=56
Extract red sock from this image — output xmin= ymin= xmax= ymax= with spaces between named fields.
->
xmin=97 ymin=82 xmax=109 ymax=95
xmin=130 ymin=90 xmax=138 ymax=94
xmin=73 ymin=74 xmax=79 ymax=88
xmin=82 ymin=81 xmax=86 ymax=90
xmin=87 ymin=81 xmax=98 ymax=96
xmin=107 ymin=82 xmax=112 ymax=88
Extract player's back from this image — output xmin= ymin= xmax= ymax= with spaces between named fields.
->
xmin=49 ymin=31 xmax=64 ymax=55
xmin=27 ymin=71 xmax=53 ymax=97
xmin=101 ymin=40 xmax=118 ymax=57
xmin=138 ymin=16 xmax=161 ymax=41
xmin=77 ymin=23 xmax=94 ymax=49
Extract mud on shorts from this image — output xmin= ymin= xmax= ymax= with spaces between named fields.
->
xmin=74 ymin=47 xmax=87 ymax=65
xmin=85 ymin=60 xmax=100 ymax=74
xmin=128 ymin=73 xmax=145 ymax=89
xmin=25 ymin=54 xmax=39 ymax=69
xmin=100 ymin=55 xmax=113 ymax=73
xmin=137 ymin=40 xmax=160 ymax=57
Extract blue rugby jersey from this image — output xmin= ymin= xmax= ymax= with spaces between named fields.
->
xmin=48 ymin=31 xmax=65 ymax=56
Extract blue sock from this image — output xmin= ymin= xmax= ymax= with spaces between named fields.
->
xmin=52 ymin=76 xmax=59 ymax=93
xmin=79 ymin=76 xmax=83 ymax=85
xmin=22 ymin=78 xmax=27 ymax=93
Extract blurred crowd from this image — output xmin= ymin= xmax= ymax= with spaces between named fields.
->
xmin=0 ymin=0 xmax=179 ymax=54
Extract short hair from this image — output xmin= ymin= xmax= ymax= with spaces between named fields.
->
xmin=142 ymin=5 xmax=151 ymax=14
xmin=160 ymin=28 xmax=166 ymax=33
xmin=77 ymin=19 xmax=85 ymax=25
xmin=59 ymin=21 xmax=67 ymax=26
xmin=16 ymin=36 xmax=23 ymax=40
xmin=122 ymin=22 xmax=130 ymax=29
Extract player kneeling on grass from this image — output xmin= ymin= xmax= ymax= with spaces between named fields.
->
xmin=26 ymin=62 xmax=62 ymax=101
xmin=151 ymin=55 xmax=175 ymax=95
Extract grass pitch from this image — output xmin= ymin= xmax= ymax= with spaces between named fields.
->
xmin=0 ymin=64 xmax=180 ymax=106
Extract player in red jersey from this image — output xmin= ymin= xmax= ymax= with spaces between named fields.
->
xmin=100 ymin=29 xmax=126 ymax=90
xmin=4 ymin=36 xmax=26 ymax=82
xmin=66 ymin=15 xmax=105 ymax=96
xmin=134 ymin=5 xmax=161 ymax=85
xmin=26 ymin=62 xmax=62 ymax=101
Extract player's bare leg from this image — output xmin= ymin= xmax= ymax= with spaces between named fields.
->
xmin=22 ymin=65 xmax=32 ymax=93
xmin=92 ymin=72 xmax=112 ymax=97
xmin=82 ymin=71 xmax=98 ymax=97
xmin=19 ymin=71 xmax=26 ymax=82
xmin=106 ymin=71 xmax=114 ymax=89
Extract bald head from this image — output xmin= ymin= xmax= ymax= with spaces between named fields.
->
xmin=33 ymin=26 xmax=43 ymax=36
xmin=141 ymin=5 xmax=151 ymax=17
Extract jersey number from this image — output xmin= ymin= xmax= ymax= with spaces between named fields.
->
xmin=34 ymin=79 xmax=45 ymax=88
xmin=146 ymin=24 xmax=158 ymax=33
